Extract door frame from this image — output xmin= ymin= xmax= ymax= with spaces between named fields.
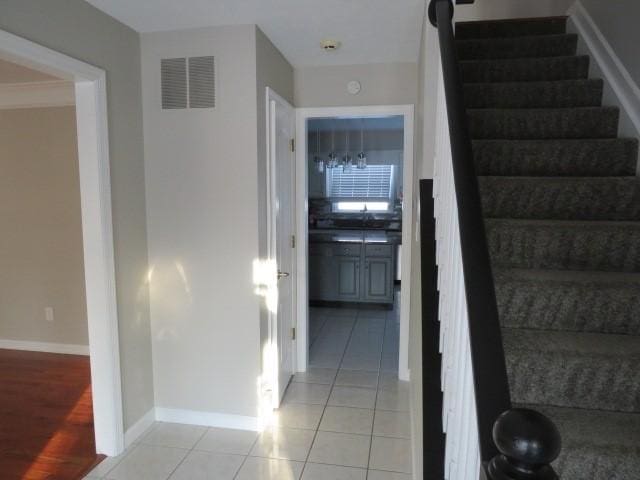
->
xmin=0 ymin=29 xmax=124 ymax=455
xmin=265 ymin=87 xmax=297 ymax=407
xmin=295 ymin=105 xmax=415 ymax=381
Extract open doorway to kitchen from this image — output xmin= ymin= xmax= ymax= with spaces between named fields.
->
xmin=0 ymin=27 xmax=124 ymax=472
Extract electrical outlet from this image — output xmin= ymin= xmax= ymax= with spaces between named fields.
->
xmin=45 ymin=307 xmax=54 ymax=322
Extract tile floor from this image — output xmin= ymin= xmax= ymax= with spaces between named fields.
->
xmin=85 ymin=296 xmax=411 ymax=480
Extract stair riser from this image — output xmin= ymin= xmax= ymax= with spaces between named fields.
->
xmin=461 ymin=56 xmax=590 ymax=83
xmin=496 ymin=280 xmax=640 ymax=335
xmin=457 ymin=34 xmax=578 ymax=60
xmin=464 ymin=80 xmax=603 ymax=108
xmin=468 ymin=108 xmax=619 ymax=140
xmin=456 ymin=17 xmax=567 ymax=39
xmin=479 ymin=177 xmax=640 ymax=221
xmin=473 ymin=139 xmax=639 ymax=176
xmin=486 ymin=220 xmax=640 ymax=272
xmin=507 ymin=350 xmax=640 ymax=412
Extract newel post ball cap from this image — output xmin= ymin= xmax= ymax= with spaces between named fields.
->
xmin=493 ymin=408 xmax=562 ymax=466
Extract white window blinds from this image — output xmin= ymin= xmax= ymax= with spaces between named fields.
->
xmin=327 ymin=165 xmax=394 ymax=199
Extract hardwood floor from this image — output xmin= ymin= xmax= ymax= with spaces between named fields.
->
xmin=0 ymin=349 xmax=103 ymax=480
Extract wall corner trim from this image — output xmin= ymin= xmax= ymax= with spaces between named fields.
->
xmin=568 ymin=0 xmax=640 ymax=139
xmin=0 ymin=338 xmax=89 ymax=355
xmin=154 ymin=407 xmax=261 ymax=431
xmin=124 ymin=408 xmax=156 ymax=448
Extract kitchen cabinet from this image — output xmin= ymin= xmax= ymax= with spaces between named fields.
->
xmin=309 ymin=240 xmax=394 ymax=305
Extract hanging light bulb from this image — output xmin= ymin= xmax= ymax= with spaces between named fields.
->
xmin=342 ymin=122 xmax=353 ymax=173
xmin=313 ymin=128 xmax=324 ymax=173
xmin=327 ymin=125 xmax=338 ymax=169
xmin=357 ymin=121 xmax=367 ymax=169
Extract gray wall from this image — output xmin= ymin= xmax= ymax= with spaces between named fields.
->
xmin=0 ymin=106 xmax=88 ymax=347
xmin=0 ymin=0 xmax=154 ymax=430
xmin=456 ymin=0 xmax=575 ymax=21
xmin=294 ymin=62 xmax=418 ymax=107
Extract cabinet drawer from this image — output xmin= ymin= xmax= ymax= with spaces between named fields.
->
xmin=365 ymin=244 xmax=392 ymax=257
xmin=333 ymin=244 xmax=362 ymax=257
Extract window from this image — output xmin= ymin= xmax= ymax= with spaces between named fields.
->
xmin=334 ymin=201 xmax=390 ymax=212
xmin=327 ymin=164 xmax=394 ymax=199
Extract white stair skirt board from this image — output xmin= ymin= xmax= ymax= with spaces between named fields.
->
xmin=0 ymin=338 xmax=89 ymax=356
xmin=568 ymin=1 xmax=640 ymax=170
xmin=124 ymin=408 xmax=157 ymax=448
xmin=154 ymin=408 xmax=261 ymax=431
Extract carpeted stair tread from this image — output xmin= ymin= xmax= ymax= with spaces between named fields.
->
xmin=485 ymin=218 xmax=640 ymax=272
xmin=494 ymin=268 xmax=640 ymax=335
xmin=503 ymin=327 xmax=640 ymax=412
xmin=456 ymin=33 xmax=577 ymax=60
xmin=468 ymin=107 xmax=619 ymax=140
xmin=473 ymin=139 xmax=638 ymax=176
xmin=460 ymin=55 xmax=590 ymax=83
xmin=464 ymin=79 xmax=603 ymax=108
xmin=528 ymin=405 xmax=640 ymax=480
xmin=456 ymin=17 xmax=567 ymax=40
xmin=479 ymin=176 xmax=640 ymax=221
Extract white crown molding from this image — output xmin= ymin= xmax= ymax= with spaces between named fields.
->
xmin=568 ymin=1 xmax=640 ymax=140
xmin=155 ymin=407 xmax=261 ymax=431
xmin=0 ymin=80 xmax=75 ymax=109
xmin=0 ymin=338 xmax=89 ymax=355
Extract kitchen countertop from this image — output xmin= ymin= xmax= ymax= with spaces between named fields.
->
xmin=309 ymin=229 xmax=402 ymax=245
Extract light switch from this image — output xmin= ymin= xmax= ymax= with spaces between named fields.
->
xmin=45 ymin=307 xmax=54 ymax=322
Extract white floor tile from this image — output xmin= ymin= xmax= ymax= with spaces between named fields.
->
xmin=366 ymin=470 xmax=412 ymax=480
xmin=328 ymin=386 xmax=377 ymax=409
xmin=376 ymin=388 xmax=410 ymax=412
xmin=373 ymin=410 xmax=411 ymax=438
xmin=307 ymin=431 xmax=371 ymax=468
xmin=85 ymin=453 xmax=128 ymax=478
xmin=194 ymin=427 xmax=258 ymax=455
xmin=319 ymin=406 xmax=374 ymax=435
xmin=380 ymin=355 xmax=399 ymax=372
xmin=284 ymin=382 xmax=331 ymax=405
xmin=369 ymin=437 xmax=412 ymax=474
xmin=378 ymin=372 xmax=402 ymax=391
xmin=141 ymin=422 xmax=207 ymax=449
xmin=168 ymin=451 xmax=244 ymax=480
xmin=301 ymin=463 xmax=367 ymax=480
xmin=293 ymin=368 xmax=337 ymax=385
xmin=235 ymin=457 xmax=304 ymax=480
xmin=340 ymin=355 xmax=380 ymax=371
xmin=335 ymin=370 xmax=379 ymax=388
xmin=250 ymin=426 xmax=316 ymax=461
xmin=271 ymin=403 xmax=325 ymax=430
xmin=104 ymin=444 xmax=188 ymax=480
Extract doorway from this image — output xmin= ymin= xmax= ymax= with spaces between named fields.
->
xmin=295 ymin=106 xmax=414 ymax=381
xmin=0 ymin=28 xmax=124 ymax=458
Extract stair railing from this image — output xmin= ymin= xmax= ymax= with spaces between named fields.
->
xmin=426 ymin=1 xmax=562 ymax=479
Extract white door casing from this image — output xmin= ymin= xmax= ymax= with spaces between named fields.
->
xmin=266 ymin=88 xmax=296 ymax=407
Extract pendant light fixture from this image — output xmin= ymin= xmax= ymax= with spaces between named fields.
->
xmin=342 ymin=121 xmax=353 ymax=173
xmin=357 ymin=120 xmax=367 ymax=170
xmin=313 ymin=128 xmax=324 ymax=173
xmin=327 ymin=125 xmax=338 ymax=169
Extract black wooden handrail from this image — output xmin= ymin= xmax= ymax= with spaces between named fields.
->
xmin=427 ymin=1 xmax=561 ymax=479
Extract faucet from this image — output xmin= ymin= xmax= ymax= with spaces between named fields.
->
xmin=361 ymin=205 xmax=370 ymax=225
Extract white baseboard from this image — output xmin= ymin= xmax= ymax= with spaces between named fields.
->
xmin=568 ymin=1 xmax=640 ymax=145
xmin=124 ymin=408 xmax=157 ymax=448
xmin=0 ymin=339 xmax=89 ymax=355
xmin=155 ymin=407 xmax=260 ymax=431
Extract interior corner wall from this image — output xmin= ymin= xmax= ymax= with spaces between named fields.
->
xmin=141 ymin=25 xmax=263 ymax=419
xmin=254 ymin=26 xmax=294 ymax=375
xmin=0 ymin=106 xmax=88 ymax=347
xmin=294 ymin=62 xmax=419 ymax=107
xmin=0 ymin=0 xmax=154 ymax=430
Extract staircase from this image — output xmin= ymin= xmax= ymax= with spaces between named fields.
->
xmin=457 ymin=16 xmax=640 ymax=479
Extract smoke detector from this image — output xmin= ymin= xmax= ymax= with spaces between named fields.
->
xmin=320 ymin=39 xmax=342 ymax=51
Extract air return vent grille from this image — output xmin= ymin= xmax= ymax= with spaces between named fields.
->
xmin=161 ymin=58 xmax=187 ymax=109
xmin=188 ymin=56 xmax=215 ymax=108
xmin=161 ymin=56 xmax=215 ymax=110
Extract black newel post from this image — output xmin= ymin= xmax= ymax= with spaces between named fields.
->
xmin=487 ymin=409 xmax=562 ymax=480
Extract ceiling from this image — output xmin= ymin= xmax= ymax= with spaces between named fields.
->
xmin=0 ymin=58 xmax=60 ymax=83
xmin=84 ymin=0 xmax=425 ymax=67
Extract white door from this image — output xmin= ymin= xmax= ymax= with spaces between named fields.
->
xmin=267 ymin=89 xmax=296 ymax=406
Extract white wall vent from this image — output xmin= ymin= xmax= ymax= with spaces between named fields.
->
xmin=161 ymin=56 xmax=215 ymax=110
xmin=161 ymin=58 xmax=187 ymax=109
xmin=188 ymin=56 xmax=215 ymax=109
